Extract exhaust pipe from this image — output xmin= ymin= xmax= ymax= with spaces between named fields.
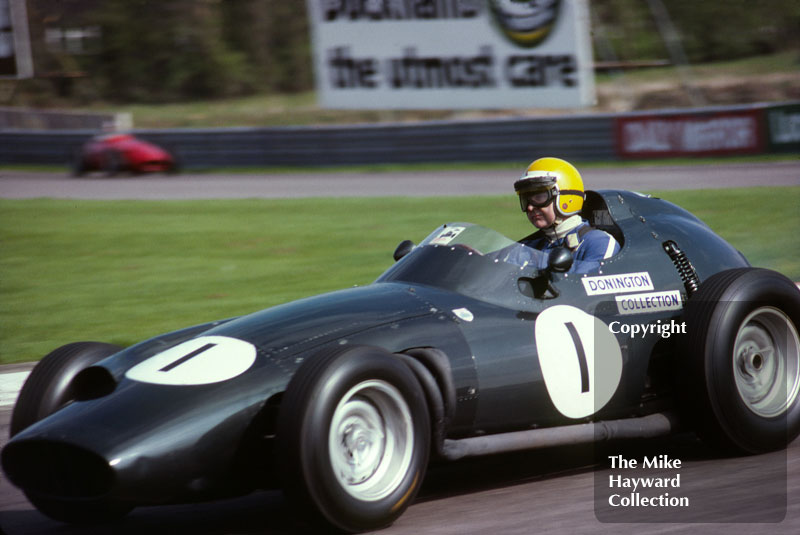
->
xmin=440 ymin=412 xmax=678 ymax=461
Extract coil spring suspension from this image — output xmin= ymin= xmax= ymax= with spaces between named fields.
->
xmin=663 ymin=241 xmax=700 ymax=296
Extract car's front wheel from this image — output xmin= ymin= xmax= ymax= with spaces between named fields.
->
xmin=9 ymin=341 xmax=134 ymax=523
xmin=677 ymin=268 xmax=800 ymax=454
xmin=10 ymin=341 xmax=123 ymax=436
xmin=102 ymin=149 xmax=124 ymax=176
xmin=277 ymin=345 xmax=430 ymax=533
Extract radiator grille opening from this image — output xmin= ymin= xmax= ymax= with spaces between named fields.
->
xmin=2 ymin=440 xmax=114 ymax=498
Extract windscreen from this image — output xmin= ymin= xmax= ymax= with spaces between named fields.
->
xmin=378 ymin=223 xmax=546 ymax=311
xmin=417 ymin=223 xmax=518 ymax=253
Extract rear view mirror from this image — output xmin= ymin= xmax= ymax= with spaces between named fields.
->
xmin=393 ymin=240 xmax=415 ymax=261
xmin=548 ymin=247 xmax=574 ymax=273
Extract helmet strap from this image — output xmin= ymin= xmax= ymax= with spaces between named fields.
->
xmin=543 ymin=214 xmax=583 ymax=241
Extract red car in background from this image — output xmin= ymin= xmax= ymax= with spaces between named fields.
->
xmin=72 ymin=133 xmax=179 ymax=176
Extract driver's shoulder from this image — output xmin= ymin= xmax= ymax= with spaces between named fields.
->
xmin=577 ymin=226 xmax=620 ymax=259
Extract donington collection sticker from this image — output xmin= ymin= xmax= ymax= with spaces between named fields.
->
xmin=582 ymin=272 xmax=654 ymax=296
xmin=615 ymin=290 xmax=683 ymax=315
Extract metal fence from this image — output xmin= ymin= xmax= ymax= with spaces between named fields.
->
xmin=0 ymin=107 xmax=130 ymax=131
xmin=0 ymin=103 xmax=796 ymax=169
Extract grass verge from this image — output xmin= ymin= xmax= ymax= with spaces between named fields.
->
xmin=1 ymin=187 xmax=798 ymax=364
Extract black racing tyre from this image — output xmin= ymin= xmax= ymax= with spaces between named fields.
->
xmin=10 ymin=342 xmax=123 ymax=437
xmin=167 ymin=159 xmax=181 ymax=174
xmin=676 ymin=268 xmax=800 ymax=454
xmin=70 ymin=150 xmax=88 ymax=177
xmin=277 ymin=345 xmax=430 ymax=533
xmin=102 ymin=149 xmax=124 ymax=176
xmin=164 ymin=144 xmax=181 ymax=174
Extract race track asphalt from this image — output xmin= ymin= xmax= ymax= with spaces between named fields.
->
xmin=1 ymin=161 xmax=799 ymax=200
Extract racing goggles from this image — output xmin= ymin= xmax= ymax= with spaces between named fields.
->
xmin=518 ymin=188 xmax=555 ymax=211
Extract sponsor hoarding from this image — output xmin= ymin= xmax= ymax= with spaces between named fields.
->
xmin=615 ymin=109 xmax=765 ymax=158
xmin=305 ymin=0 xmax=595 ymax=109
xmin=0 ymin=0 xmax=33 ymax=79
xmin=766 ymin=103 xmax=800 ymax=153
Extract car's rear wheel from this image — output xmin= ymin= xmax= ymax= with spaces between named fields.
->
xmin=277 ymin=345 xmax=429 ymax=533
xmin=70 ymin=150 xmax=88 ymax=177
xmin=164 ymin=144 xmax=181 ymax=174
xmin=677 ymin=268 xmax=800 ymax=454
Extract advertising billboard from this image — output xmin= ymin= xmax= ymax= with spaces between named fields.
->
xmin=0 ymin=0 xmax=33 ymax=79
xmin=615 ymin=109 xmax=765 ymax=158
xmin=305 ymin=0 xmax=595 ymax=109
xmin=766 ymin=103 xmax=800 ymax=153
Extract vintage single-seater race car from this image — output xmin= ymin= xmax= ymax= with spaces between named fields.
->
xmin=71 ymin=133 xmax=178 ymax=176
xmin=3 ymin=190 xmax=800 ymax=532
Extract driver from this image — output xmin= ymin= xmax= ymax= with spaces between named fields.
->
xmin=504 ymin=157 xmax=620 ymax=273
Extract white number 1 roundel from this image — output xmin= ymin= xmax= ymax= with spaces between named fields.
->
xmin=125 ymin=336 xmax=257 ymax=385
xmin=534 ymin=305 xmax=622 ymax=419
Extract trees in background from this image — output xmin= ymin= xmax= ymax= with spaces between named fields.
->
xmin=20 ymin=0 xmax=800 ymax=103
xmin=88 ymin=0 xmax=311 ymax=101
xmin=92 ymin=0 xmax=252 ymax=101
xmin=592 ymin=0 xmax=800 ymax=63
xmin=24 ymin=0 xmax=312 ymax=102
xmin=221 ymin=0 xmax=311 ymax=94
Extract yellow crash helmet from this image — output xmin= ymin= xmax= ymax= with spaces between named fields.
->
xmin=514 ymin=157 xmax=585 ymax=217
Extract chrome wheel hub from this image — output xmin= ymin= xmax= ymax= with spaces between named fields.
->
xmin=733 ymin=307 xmax=800 ymax=417
xmin=329 ymin=380 xmax=413 ymax=501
